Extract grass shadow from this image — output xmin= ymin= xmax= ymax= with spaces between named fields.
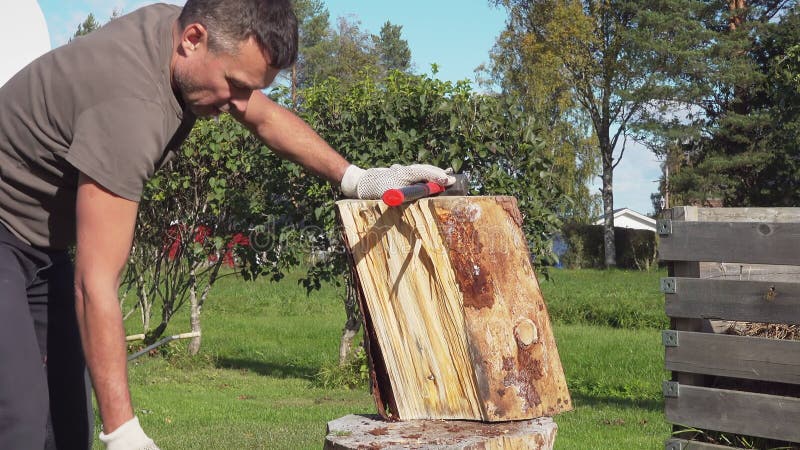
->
xmin=214 ymin=357 xmax=319 ymax=380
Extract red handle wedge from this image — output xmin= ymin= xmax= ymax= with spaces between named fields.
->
xmin=382 ymin=182 xmax=446 ymax=206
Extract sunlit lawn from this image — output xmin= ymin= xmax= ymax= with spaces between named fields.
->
xmin=98 ymin=268 xmax=670 ymax=449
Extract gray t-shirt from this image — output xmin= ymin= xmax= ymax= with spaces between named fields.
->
xmin=0 ymin=4 xmax=195 ymax=249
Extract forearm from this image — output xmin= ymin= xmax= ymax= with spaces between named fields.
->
xmin=75 ymin=282 xmax=133 ymax=433
xmin=236 ymin=92 xmax=350 ymax=184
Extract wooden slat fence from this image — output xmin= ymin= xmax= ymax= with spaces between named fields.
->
xmin=659 ymin=207 xmax=800 ymax=450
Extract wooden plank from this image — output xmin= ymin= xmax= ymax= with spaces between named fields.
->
xmin=665 ymin=439 xmax=746 ymax=450
xmin=337 ymin=200 xmax=482 ymax=420
xmin=429 ymin=197 xmax=571 ymax=420
xmin=324 ymin=414 xmax=558 ymax=450
xmin=665 ymin=278 xmax=800 ymax=324
xmin=694 ymin=207 xmax=800 ymax=223
xmin=669 ymin=209 xmax=708 ymax=388
xmin=336 ymin=197 xmax=571 ymax=421
xmin=665 ymin=384 xmax=800 ymax=443
xmin=673 ymin=208 xmax=800 ymax=282
xmin=698 ymin=262 xmax=800 ymax=283
xmin=665 ymin=331 xmax=800 ymax=384
xmin=659 ymin=221 xmax=800 ymax=265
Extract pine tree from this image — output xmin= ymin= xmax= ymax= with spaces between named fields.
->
xmin=70 ymin=13 xmax=100 ymax=41
xmin=636 ymin=0 xmax=798 ymax=207
xmin=376 ymin=21 xmax=411 ymax=73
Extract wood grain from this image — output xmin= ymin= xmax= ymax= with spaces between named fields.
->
xmin=665 ymin=384 xmax=800 ymax=443
xmin=665 ymin=331 xmax=800 ymax=384
xmin=336 ymin=197 xmax=571 ymax=421
xmin=664 ymin=278 xmax=800 ymax=324
xmin=324 ymin=414 xmax=558 ymax=450
xmin=659 ymin=221 xmax=800 ymax=265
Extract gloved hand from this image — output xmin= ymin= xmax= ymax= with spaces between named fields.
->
xmin=340 ymin=164 xmax=456 ymax=199
xmin=99 ymin=417 xmax=160 ymax=450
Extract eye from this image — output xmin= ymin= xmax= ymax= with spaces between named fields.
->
xmin=229 ymin=78 xmax=249 ymax=90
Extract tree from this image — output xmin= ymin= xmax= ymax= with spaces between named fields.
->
xmin=290 ymin=4 xmax=413 ymax=99
xmin=289 ymin=0 xmax=332 ymax=106
xmin=124 ymin=116 xmax=295 ymax=354
xmin=71 ymin=13 xmax=100 ymax=40
xmin=635 ymin=0 xmax=798 ymax=207
xmin=489 ymin=0 xmax=663 ymax=267
xmin=375 ymin=21 xmax=412 ymax=73
xmin=294 ymin=70 xmax=567 ymax=360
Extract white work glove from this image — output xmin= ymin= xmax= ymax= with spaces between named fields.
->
xmin=340 ymin=164 xmax=456 ymax=199
xmin=99 ymin=417 xmax=160 ymax=450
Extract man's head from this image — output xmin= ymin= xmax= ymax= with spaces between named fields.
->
xmin=172 ymin=0 xmax=298 ymax=116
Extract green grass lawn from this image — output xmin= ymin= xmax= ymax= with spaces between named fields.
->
xmin=107 ymin=268 xmax=670 ymax=449
xmin=540 ymin=268 xmax=668 ymax=329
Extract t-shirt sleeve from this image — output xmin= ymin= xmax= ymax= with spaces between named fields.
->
xmin=65 ymin=98 xmax=169 ymax=202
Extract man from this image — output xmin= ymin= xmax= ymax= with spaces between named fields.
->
xmin=0 ymin=1 xmax=453 ymax=449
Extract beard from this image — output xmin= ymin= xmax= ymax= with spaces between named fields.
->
xmin=172 ymin=66 xmax=219 ymax=116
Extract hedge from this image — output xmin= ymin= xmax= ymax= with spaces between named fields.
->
xmin=557 ymin=223 xmax=658 ymax=270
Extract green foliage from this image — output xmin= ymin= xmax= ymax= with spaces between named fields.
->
xmin=375 ymin=21 xmax=411 ymax=73
xmin=125 ymin=115 xmax=299 ymax=346
xmin=299 ymin=70 xmax=566 ymax=266
xmin=313 ymin=347 xmax=369 ymax=389
xmin=489 ymin=0 xmax=673 ymax=266
xmin=560 ymin=224 xmax=659 ymax=271
xmin=291 ymin=2 xmax=413 ymax=94
xmin=485 ymin=1 xmax=601 ymax=221
xmin=71 ymin=13 xmax=100 ymax=40
xmin=636 ymin=1 xmax=800 ymax=207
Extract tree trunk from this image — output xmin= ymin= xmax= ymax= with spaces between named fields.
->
xmin=601 ymin=138 xmax=617 ymax=268
xmin=339 ymin=277 xmax=362 ymax=365
xmin=188 ymin=262 xmax=219 ymax=356
xmin=188 ymin=268 xmax=202 ymax=355
xmin=138 ymin=273 xmax=151 ymax=332
xmin=728 ymin=0 xmax=746 ymax=31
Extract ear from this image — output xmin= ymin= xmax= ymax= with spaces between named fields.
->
xmin=179 ymin=23 xmax=208 ymax=54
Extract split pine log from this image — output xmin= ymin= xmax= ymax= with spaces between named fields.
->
xmin=336 ymin=196 xmax=571 ymax=421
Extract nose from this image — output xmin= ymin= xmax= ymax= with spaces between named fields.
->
xmin=229 ymin=87 xmax=252 ymax=113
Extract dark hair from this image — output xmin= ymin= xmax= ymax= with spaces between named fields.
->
xmin=179 ymin=0 xmax=298 ymax=69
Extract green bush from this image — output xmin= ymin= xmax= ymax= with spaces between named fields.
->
xmin=560 ymin=223 xmax=658 ymax=270
xmin=313 ymin=346 xmax=370 ymax=389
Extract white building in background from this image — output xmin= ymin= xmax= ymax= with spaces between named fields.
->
xmin=593 ymin=208 xmax=656 ymax=232
xmin=1 ymin=0 xmax=51 ymax=86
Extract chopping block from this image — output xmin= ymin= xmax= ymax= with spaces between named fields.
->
xmin=335 ymin=196 xmax=571 ymax=422
xmin=324 ymin=414 xmax=558 ymax=450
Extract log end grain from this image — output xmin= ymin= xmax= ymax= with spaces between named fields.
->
xmin=324 ymin=414 xmax=558 ymax=450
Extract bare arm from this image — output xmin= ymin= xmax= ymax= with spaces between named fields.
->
xmin=231 ymin=90 xmax=351 ymax=184
xmin=74 ymin=173 xmax=139 ymax=434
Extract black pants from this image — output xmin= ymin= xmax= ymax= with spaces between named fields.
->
xmin=0 ymin=224 xmax=92 ymax=450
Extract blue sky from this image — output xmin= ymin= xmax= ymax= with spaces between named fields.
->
xmin=36 ymin=0 xmax=660 ymax=214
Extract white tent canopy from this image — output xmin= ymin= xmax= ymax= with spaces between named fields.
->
xmin=0 ymin=0 xmax=51 ymax=86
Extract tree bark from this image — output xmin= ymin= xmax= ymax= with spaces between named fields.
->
xmin=138 ymin=273 xmax=151 ymax=332
xmin=729 ymin=0 xmax=746 ymax=31
xmin=339 ymin=275 xmax=362 ymax=364
xmin=600 ymin=135 xmax=617 ymax=268
xmin=188 ymin=267 xmax=202 ymax=356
